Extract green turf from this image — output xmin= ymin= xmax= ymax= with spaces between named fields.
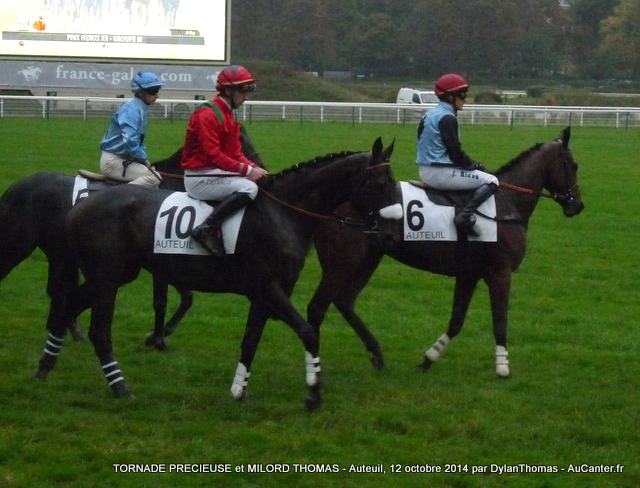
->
xmin=0 ymin=119 xmax=638 ymax=487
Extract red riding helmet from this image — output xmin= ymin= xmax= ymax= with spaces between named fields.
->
xmin=216 ymin=65 xmax=259 ymax=93
xmin=434 ymin=73 xmax=469 ymax=98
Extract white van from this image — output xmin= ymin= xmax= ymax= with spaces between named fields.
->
xmin=396 ymin=88 xmax=439 ymax=105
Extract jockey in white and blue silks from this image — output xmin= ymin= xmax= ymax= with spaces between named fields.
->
xmin=416 ymin=73 xmax=498 ymax=236
xmin=99 ymin=71 xmax=164 ymax=187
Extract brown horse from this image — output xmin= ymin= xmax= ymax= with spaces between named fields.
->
xmin=307 ymin=127 xmax=584 ymax=375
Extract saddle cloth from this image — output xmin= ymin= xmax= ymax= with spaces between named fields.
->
xmin=400 ymin=181 xmax=497 ymax=242
xmin=73 ymin=178 xmax=242 ymax=255
xmin=153 ymin=192 xmax=244 ymax=255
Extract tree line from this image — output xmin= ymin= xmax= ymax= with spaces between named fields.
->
xmin=229 ymin=0 xmax=639 ymax=83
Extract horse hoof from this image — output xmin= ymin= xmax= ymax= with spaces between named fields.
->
xmin=496 ymin=368 xmax=511 ymax=379
xmin=370 ymin=355 xmax=385 ymax=370
xmin=111 ymin=383 xmax=132 ymax=398
xmin=415 ymin=358 xmax=433 ymax=372
xmin=32 ymin=370 xmax=49 ymax=381
xmin=230 ymin=386 xmax=247 ymax=402
xmin=304 ymin=393 xmax=323 ymax=412
xmin=144 ymin=334 xmax=169 ymax=352
xmin=304 ymin=384 xmax=323 ymax=412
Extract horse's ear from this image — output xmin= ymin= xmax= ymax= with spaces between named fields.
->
xmin=381 ymin=138 xmax=395 ymax=162
xmin=560 ymin=126 xmax=571 ymax=147
xmin=372 ymin=137 xmax=383 ymax=160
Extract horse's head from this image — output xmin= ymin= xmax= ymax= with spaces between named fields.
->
xmin=259 ymin=137 xmax=401 ymax=248
xmin=344 ymin=137 xmax=403 ymax=249
xmin=546 ymin=127 xmax=584 ymax=217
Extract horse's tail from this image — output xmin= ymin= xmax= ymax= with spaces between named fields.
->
xmin=0 ymin=178 xmax=40 ymax=282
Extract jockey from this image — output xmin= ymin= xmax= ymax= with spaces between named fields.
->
xmin=99 ymin=71 xmax=164 ymax=187
xmin=416 ymin=73 xmax=498 ymax=236
xmin=181 ymin=65 xmax=269 ymax=257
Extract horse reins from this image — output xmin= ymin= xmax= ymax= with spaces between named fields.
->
xmin=258 ymin=162 xmax=393 ymax=230
xmin=499 ymin=140 xmax=578 ymax=204
xmin=156 ymin=160 xmax=391 ymax=231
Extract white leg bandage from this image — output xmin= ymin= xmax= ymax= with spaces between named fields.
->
xmin=305 ymin=351 xmax=321 ymax=386
xmin=425 ymin=334 xmax=450 ymax=362
xmin=230 ymin=362 xmax=250 ymax=399
xmin=495 ymin=345 xmax=510 ymax=377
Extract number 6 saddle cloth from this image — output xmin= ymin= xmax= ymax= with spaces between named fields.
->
xmin=400 ymin=181 xmax=497 ymax=242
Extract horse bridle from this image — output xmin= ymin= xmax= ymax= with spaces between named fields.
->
xmin=499 ymin=139 xmax=578 ymax=205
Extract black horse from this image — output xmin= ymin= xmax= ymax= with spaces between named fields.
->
xmin=306 ymin=127 xmax=584 ymax=374
xmin=49 ymin=138 xmax=399 ymax=410
xmin=0 ymin=151 xmax=185 ymax=339
xmin=0 ymin=127 xmax=263 ymax=350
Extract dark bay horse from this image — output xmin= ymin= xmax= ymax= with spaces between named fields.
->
xmin=307 ymin=127 xmax=584 ymax=375
xmin=0 ymin=127 xmax=262 ymax=351
xmin=0 ymin=151 xmax=186 ymax=340
xmin=54 ymin=138 xmax=400 ymax=410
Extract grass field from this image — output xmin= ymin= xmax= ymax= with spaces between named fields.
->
xmin=0 ymin=118 xmax=639 ymax=488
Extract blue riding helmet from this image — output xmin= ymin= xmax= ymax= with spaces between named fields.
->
xmin=131 ymin=71 xmax=164 ymax=94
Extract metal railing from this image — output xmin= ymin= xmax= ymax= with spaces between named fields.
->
xmin=1 ymin=95 xmax=640 ymax=129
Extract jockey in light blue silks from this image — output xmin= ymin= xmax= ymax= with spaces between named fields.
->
xmin=416 ymin=73 xmax=498 ymax=236
xmin=99 ymin=71 xmax=164 ymax=187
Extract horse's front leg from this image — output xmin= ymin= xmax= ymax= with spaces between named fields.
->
xmin=418 ymin=275 xmax=479 ymax=372
xmin=485 ymin=270 xmax=512 ymax=378
xmin=254 ymin=284 xmax=322 ymax=411
xmin=230 ymin=302 xmax=268 ymax=402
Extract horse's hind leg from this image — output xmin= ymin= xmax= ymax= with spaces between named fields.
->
xmin=34 ymin=277 xmax=94 ymax=379
xmin=145 ymin=275 xmax=170 ymax=351
xmin=45 ymin=258 xmax=85 ymax=341
xmin=418 ymin=275 xmax=479 ymax=372
xmin=144 ymin=284 xmax=195 ymax=351
xmin=88 ymin=283 xmax=131 ymax=397
xmin=145 ymin=277 xmax=194 ymax=350
xmin=331 ymin=254 xmax=386 ymax=369
xmin=485 ymin=270 xmax=512 ymax=378
xmin=34 ymin=260 xmax=80 ymax=379
xmin=163 ymin=287 xmax=193 ymax=337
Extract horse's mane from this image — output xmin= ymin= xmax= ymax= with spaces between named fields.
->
xmin=259 ymin=150 xmax=361 ymax=190
xmin=494 ymin=142 xmax=544 ymax=177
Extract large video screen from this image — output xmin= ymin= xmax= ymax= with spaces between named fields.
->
xmin=0 ymin=0 xmax=229 ymax=64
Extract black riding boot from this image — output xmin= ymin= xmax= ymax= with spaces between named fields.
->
xmin=454 ymin=183 xmax=497 ymax=237
xmin=191 ymin=193 xmax=253 ymax=257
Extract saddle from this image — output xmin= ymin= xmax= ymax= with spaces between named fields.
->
xmin=408 ymin=180 xmax=475 ymax=209
xmin=78 ymin=169 xmax=123 ymax=186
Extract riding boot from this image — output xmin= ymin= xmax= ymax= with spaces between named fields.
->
xmin=191 ymin=193 xmax=253 ymax=257
xmin=454 ymin=183 xmax=497 ymax=237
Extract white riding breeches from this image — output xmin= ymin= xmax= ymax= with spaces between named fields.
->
xmin=100 ymin=151 xmax=161 ymax=187
xmin=419 ymin=165 xmax=498 ymax=191
xmin=184 ymin=168 xmax=259 ymax=201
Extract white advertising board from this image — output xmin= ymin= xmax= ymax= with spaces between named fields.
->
xmin=0 ymin=0 xmax=229 ymax=65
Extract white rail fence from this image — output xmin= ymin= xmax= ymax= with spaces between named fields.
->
xmin=1 ymin=95 xmax=640 ymax=129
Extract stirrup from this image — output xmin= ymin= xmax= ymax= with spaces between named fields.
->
xmin=191 ymin=226 xmax=226 ymax=257
xmin=454 ymin=214 xmax=479 ymax=237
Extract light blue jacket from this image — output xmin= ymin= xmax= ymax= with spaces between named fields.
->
xmin=416 ymin=101 xmax=457 ymax=166
xmin=100 ymin=96 xmax=148 ymax=161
